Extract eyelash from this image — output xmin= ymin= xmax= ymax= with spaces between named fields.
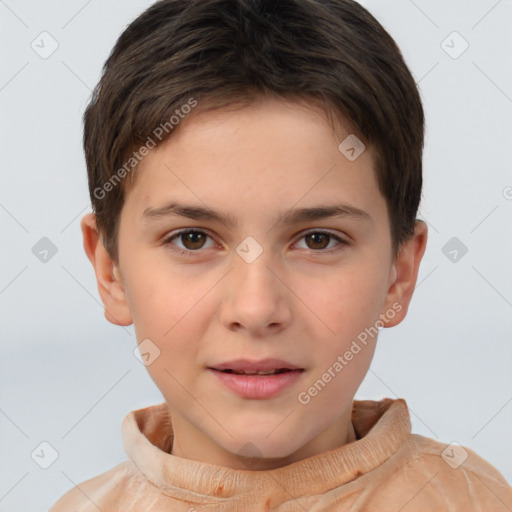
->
xmin=162 ymin=229 xmax=349 ymax=257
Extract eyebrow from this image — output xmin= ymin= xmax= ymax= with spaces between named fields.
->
xmin=142 ymin=200 xmax=372 ymax=228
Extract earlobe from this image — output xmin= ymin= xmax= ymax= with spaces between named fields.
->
xmin=380 ymin=220 xmax=428 ymax=328
xmin=80 ymin=213 xmax=133 ymax=326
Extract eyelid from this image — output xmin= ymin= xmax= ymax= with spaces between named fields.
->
xmin=298 ymin=228 xmax=348 ymax=242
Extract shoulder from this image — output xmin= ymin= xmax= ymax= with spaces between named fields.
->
xmin=379 ymin=434 xmax=512 ymax=511
xmin=49 ymin=460 xmax=142 ymax=511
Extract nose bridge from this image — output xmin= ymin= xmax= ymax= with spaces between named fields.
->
xmin=232 ymin=236 xmax=279 ymax=296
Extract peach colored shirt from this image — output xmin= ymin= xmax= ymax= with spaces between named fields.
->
xmin=50 ymin=398 xmax=512 ymax=511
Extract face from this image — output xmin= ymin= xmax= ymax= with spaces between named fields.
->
xmin=82 ymin=97 xmax=427 ymax=470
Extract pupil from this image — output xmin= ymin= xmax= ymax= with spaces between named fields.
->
xmin=184 ymin=232 xmax=204 ymax=249
xmin=308 ymin=233 xmax=328 ymax=249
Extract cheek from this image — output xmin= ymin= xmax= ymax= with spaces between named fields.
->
xmin=127 ymin=271 xmax=208 ymax=395
xmin=123 ymin=252 xmax=206 ymax=332
xmin=122 ymin=274 xmax=205 ymax=390
xmin=294 ymin=265 xmax=388 ymax=340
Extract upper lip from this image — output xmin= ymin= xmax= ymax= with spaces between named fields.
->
xmin=209 ymin=358 xmax=304 ymax=372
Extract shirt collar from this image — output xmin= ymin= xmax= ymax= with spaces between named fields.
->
xmin=122 ymin=398 xmax=411 ymax=500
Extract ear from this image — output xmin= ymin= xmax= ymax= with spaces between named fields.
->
xmin=380 ymin=220 xmax=428 ymax=328
xmin=80 ymin=213 xmax=133 ymax=326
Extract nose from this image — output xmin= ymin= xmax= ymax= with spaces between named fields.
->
xmin=219 ymin=249 xmax=292 ymax=337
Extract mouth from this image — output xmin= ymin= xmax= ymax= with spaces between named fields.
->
xmin=207 ymin=359 xmax=305 ymax=399
xmin=208 ymin=358 xmax=304 ymax=374
xmin=214 ymin=368 xmax=301 ymax=376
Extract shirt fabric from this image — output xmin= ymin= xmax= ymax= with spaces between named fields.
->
xmin=50 ymin=398 xmax=512 ymax=511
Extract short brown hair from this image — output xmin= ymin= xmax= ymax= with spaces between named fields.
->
xmin=84 ymin=0 xmax=424 ymax=263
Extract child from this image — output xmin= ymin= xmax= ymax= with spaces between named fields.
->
xmin=50 ymin=0 xmax=512 ymax=510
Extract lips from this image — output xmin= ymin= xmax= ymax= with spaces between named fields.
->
xmin=207 ymin=359 xmax=305 ymax=399
xmin=209 ymin=358 xmax=304 ymax=374
xmin=220 ymin=368 xmax=290 ymax=375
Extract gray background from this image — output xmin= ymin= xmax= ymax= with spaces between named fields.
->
xmin=1 ymin=0 xmax=511 ymax=510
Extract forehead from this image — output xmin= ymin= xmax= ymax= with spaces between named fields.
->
xmin=121 ymin=98 xmax=386 ymax=229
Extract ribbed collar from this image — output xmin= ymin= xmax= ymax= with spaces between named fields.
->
xmin=122 ymin=398 xmax=411 ymax=501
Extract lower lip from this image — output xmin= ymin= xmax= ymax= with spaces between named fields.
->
xmin=208 ymin=369 xmax=304 ymax=399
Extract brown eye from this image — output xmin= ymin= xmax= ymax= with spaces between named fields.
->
xmin=164 ymin=229 xmax=214 ymax=255
xmin=305 ymin=232 xmax=330 ymax=250
xmin=179 ymin=231 xmax=207 ymax=250
xmin=295 ymin=230 xmax=348 ymax=252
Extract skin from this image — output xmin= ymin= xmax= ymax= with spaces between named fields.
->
xmin=81 ymin=97 xmax=427 ymax=470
